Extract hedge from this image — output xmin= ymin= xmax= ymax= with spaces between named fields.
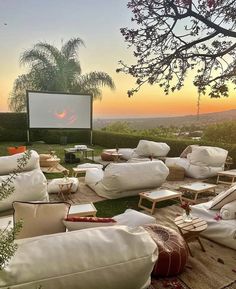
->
xmin=0 ymin=113 xmax=90 ymax=143
xmin=92 ymin=130 xmax=236 ymax=168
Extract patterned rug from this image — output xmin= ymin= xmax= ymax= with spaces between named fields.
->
xmin=148 ymin=205 xmax=236 ymax=289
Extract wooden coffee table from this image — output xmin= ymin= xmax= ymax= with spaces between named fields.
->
xmin=217 ymin=169 xmax=236 ymax=185
xmin=138 ymin=189 xmax=182 ymax=215
xmin=174 ymin=216 xmax=207 ymax=257
xmin=179 ymin=182 xmax=217 ymax=204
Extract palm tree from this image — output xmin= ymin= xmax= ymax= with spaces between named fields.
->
xmin=9 ymin=37 xmax=115 ymax=112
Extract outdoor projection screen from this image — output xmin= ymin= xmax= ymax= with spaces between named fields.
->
xmin=27 ymin=91 xmax=92 ymax=129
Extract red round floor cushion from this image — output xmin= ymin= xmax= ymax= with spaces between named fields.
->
xmin=101 ymin=151 xmax=116 ymax=161
xmin=144 ymin=224 xmax=188 ymax=277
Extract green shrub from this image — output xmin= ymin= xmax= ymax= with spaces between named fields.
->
xmin=203 ymin=121 xmax=236 ymax=144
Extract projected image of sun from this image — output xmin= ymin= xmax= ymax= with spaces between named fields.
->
xmin=54 ymin=110 xmax=67 ymax=119
xmin=53 ymin=108 xmax=77 ymax=125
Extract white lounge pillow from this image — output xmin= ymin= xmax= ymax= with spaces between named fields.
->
xmin=77 ymin=163 xmax=103 ymax=169
xmin=63 ymin=216 xmax=116 ymax=231
xmin=118 ymin=148 xmax=137 ymax=160
xmin=47 ymin=177 xmax=79 ymax=194
xmin=13 ymin=201 xmax=70 ymax=239
xmin=113 ymin=209 xmax=156 ymax=227
xmin=0 ymin=150 xmax=39 ymax=175
xmin=186 ymin=164 xmax=224 ymax=179
xmin=1 ymin=226 xmax=158 ymax=289
xmin=187 ymin=146 xmax=228 ymax=167
xmin=135 ymin=140 xmax=170 ymax=157
xmin=0 ymin=168 xmax=48 ymax=212
xmin=180 ymin=145 xmax=199 ymax=158
xmin=220 ymin=200 xmax=236 ymax=220
xmin=85 ymin=168 xmax=104 ymax=191
xmin=210 ymin=185 xmax=236 ymax=210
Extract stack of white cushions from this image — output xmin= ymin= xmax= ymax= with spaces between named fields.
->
xmin=191 ymin=184 xmax=236 ymax=249
xmin=0 ymin=226 xmax=158 ymax=289
xmin=165 ymin=146 xmax=228 ymax=178
xmin=85 ymin=161 xmax=169 ymax=199
xmin=0 ymin=150 xmax=48 ymax=212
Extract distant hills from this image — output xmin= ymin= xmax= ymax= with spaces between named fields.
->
xmin=94 ymin=109 xmax=236 ymax=130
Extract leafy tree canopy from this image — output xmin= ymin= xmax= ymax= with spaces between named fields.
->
xmin=9 ymin=38 xmax=115 ymax=112
xmin=117 ymin=0 xmax=236 ymax=98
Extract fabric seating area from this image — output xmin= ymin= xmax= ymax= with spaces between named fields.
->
xmin=165 ymin=145 xmax=228 ymax=178
xmin=0 ymin=150 xmax=48 ymax=212
xmin=85 ymin=160 xmax=169 ymax=199
xmin=101 ymin=140 xmax=170 ymax=162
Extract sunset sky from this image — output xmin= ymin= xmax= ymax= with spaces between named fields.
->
xmin=0 ymin=0 xmax=236 ymax=118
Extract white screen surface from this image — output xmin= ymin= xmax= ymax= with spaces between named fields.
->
xmin=28 ymin=91 xmax=92 ymax=129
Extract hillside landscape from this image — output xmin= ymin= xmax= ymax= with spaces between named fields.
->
xmin=94 ymin=109 xmax=236 ymax=130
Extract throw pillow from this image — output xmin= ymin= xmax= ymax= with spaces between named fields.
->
xmin=220 ymin=200 xmax=236 ymax=220
xmin=13 ymin=201 xmax=71 ymax=239
xmin=210 ymin=185 xmax=236 ymax=210
xmin=63 ymin=216 xmax=116 ymax=231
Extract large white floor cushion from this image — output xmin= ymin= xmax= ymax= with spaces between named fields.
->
xmin=85 ymin=168 xmax=104 ymax=191
xmin=135 ymin=140 xmax=170 ymax=157
xmin=0 ymin=168 xmax=48 ymax=212
xmin=114 ymin=209 xmax=156 ymax=227
xmin=187 ymin=146 xmax=228 ymax=167
xmin=0 ymin=150 xmax=39 ymax=175
xmin=191 ymin=201 xmax=236 ymax=250
xmin=47 ymin=178 xmax=79 ymax=194
xmin=77 ymin=163 xmax=103 ymax=169
xmin=0 ymin=226 xmax=158 ymax=289
xmin=88 ymin=161 xmax=169 ymax=199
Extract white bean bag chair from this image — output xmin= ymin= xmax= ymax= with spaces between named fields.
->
xmin=0 ymin=168 xmax=48 ymax=212
xmin=135 ymin=140 xmax=170 ymax=157
xmin=0 ymin=150 xmax=39 ymax=175
xmin=191 ymin=201 xmax=236 ymax=250
xmin=85 ymin=161 xmax=169 ymax=199
xmin=47 ymin=177 xmax=79 ymax=194
xmin=0 ymin=226 xmax=158 ymax=289
xmin=165 ymin=146 xmax=228 ymax=179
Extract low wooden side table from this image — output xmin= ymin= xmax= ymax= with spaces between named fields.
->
xmin=138 ymin=189 xmax=182 ymax=215
xmin=58 ymin=180 xmax=74 ymax=202
xmin=217 ymin=170 xmax=236 ymax=185
xmin=68 ymin=203 xmax=97 ymax=217
xmin=179 ymin=182 xmax=217 ymax=204
xmin=174 ymin=216 xmax=207 ymax=257
xmin=72 ymin=168 xmax=88 ymax=177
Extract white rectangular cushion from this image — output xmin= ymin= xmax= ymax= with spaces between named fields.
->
xmin=0 ymin=226 xmax=158 ymax=289
xmin=135 ymin=140 xmax=170 ymax=157
xmin=114 ymin=209 xmax=156 ymax=227
xmin=191 ymin=201 xmax=236 ymax=250
xmin=0 ymin=150 xmax=40 ymax=175
xmin=94 ymin=161 xmax=169 ymax=199
xmin=187 ymin=146 xmax=228 ymax=167
xmin=186 ymin=164 xmax=224 ymax=179
xmin=47 ymin=177 xmax=79 ymax=194
xmin=0 ymin=168 xmax=48 ymax=212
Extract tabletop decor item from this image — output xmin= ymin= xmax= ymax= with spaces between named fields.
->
xmin=181 ymin=201 xmax=193 ymax=222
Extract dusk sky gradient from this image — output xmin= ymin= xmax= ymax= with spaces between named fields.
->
xmin=0 ymin=0 xmax=236 ymax=117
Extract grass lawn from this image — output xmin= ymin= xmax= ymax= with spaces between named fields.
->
xmin=0 ymin=141 xmax=175 ymax=217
